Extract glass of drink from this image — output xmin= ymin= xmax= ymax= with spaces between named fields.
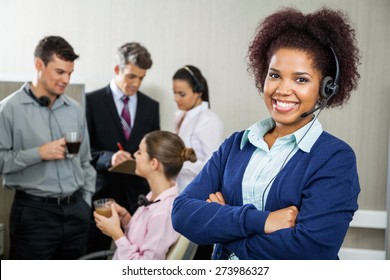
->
xmin=64 ymin=132 xmax=82 ymax=158
xmin=93 ymin=198 xmax=115 ymax=218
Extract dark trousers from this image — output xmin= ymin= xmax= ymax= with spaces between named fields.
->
xmin=194 ymin=244 xmax=214 ymax=260
xmin=9 ymin=191 xmax=90 ymax=260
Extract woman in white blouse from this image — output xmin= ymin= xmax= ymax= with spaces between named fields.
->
xmin=172 ymin=65 xmax=224 ymax=193
xmin=172 ymin=65 xmax=224 ymax=259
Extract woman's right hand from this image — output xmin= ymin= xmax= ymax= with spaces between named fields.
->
xmin=94 ymin=204 xmax=124 ymax=240
xmin=264 ymin=205 xmax=298 ymax=234
xmin=111 ymin=150 xmax=132 ymax=167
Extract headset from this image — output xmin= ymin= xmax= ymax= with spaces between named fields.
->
xmin=137 ymin=194 xmax=161 ymax=207
xmin=300 ymin=47 xmax=340 ymax=118
xmin=320 ymin=47 xmax=340 ymax=99
xmin=183 ymin=66 xmax=204 ymax=93
xmin=25 ymin=88 xmax=51 ymax=107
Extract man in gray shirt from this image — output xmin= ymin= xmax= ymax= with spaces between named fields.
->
xmin=0 ymin=36 xmax=96 ymax=259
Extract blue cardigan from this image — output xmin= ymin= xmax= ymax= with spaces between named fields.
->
xmin=172 ymin=131 xmax=360 ymax=259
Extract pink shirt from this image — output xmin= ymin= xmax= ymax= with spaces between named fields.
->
xmin=113 ymin=186 xmax=180 ymax=259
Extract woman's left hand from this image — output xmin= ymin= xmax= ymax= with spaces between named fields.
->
xmin=94 ymin=204 xmax=125 ymax=240
xmin=264 ymin=205 xmax=299 ymax=234
xmin=206 ymin=191 xmax=226 ymax=205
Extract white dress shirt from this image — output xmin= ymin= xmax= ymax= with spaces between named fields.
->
xmin=110 ymin=79 xmax=137 ymax=128
xmin=175 ymin=101 xmax=224 ymax=192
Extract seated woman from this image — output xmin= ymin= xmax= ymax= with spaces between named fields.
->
xmin=94 ymin=131 xmax=196 ymax=259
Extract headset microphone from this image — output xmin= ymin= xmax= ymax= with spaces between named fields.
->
xmin=300 ymin=100 xmax=327 ymax=118
xmin=137 ymin=194 xmax=161 ymax=207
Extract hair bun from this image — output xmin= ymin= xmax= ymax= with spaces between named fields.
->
xmin=181 ymin=148 xmax=197 ymax=163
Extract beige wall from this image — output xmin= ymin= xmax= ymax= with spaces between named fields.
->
xmin=0 ymin=0 xmax=389 ymax=258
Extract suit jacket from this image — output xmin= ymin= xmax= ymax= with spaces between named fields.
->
xmin=86 ymin=85 xmax=160 ymax=212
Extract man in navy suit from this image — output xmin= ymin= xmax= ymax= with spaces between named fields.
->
xmin=85 ymin=42 xmax=160 ymax=253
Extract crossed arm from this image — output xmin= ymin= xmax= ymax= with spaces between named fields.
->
xmin=206 ymin=192 xmax=298 ymax=234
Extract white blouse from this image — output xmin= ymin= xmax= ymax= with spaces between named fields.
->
xmin=175 ymin=101 xmax=224 ymax=192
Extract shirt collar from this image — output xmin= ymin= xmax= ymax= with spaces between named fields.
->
xmin=241 ymin=117 xmax=323 ymax=153
xmin=185 ymin=101 xmax=209 ymax=118
xmin=21 ymin=82 xmax=70 ymax=108
xmin=110 ymin=79 xmax=137 ymax=102
xmin=144 ymin=185 xmax=179 ymax=208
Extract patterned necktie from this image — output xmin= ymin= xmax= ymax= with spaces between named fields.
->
xmin=121 ymin=96 xmax=131 ymax=140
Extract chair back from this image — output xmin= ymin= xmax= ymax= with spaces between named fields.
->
xmin=165 ymin=235 xmax=198 ymax=260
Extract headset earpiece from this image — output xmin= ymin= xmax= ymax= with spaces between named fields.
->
xmin=193 ymin=82 xmax=204 ymax=93
xmin=183 ymin=66 xmax=204 ymax=93
xmin=137 ymin=194 xmax=161 ymax=207
xmin=27 ymin=89 xmax=51 ymax=107
xmin=137 ymin=195 xmax=149 ymax=206
xmin=320 ymin=75 xmax=339 ymax=99
xmin=320 ymin=47 xmax=340 ymax=100
xmin=38 ymin=96 xmax=51 ymax=107
xmin=320 ymin=76 xmax=334 ymax=98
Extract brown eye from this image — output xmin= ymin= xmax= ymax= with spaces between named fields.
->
xmin=296 ymin=77 xmax=308 ymax=83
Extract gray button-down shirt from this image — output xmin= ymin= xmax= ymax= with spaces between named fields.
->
xmin=0 ymin=82 xmax=96 ymax=202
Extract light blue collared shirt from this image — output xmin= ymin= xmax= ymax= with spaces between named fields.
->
xmin=110 ymin=79 xmax=137 ymax=128
xmin=0 ymin=82 xmax=96 ymax=203
xmin=240 ymin=117 xmax=323 ymax=211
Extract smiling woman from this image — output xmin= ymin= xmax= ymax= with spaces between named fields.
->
xmin=263 ymin=48 xmax=323 ymax=140
xmin=171 ymin=7 xmax=361 ymax=260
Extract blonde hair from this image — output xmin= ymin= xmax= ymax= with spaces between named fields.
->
xmin=144 ymin=131 xmax=196 ymax=179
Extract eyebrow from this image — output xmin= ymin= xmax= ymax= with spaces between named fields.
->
xmin=128 ymin=73 xmax=146 ymax=79
xmin=55 ymin=68 xmax=73 ymax=74
xmin=269 ymin=68 xmax=312 ymax=77
xmin=294 ymin=71 xmax=312 ymax=77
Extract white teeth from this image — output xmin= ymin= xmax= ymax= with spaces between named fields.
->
xmin=276 ymin=100 xmax=296 ymax=108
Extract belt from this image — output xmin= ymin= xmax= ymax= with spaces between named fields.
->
xmin=15 ymin=190 xmax=79 ymax=205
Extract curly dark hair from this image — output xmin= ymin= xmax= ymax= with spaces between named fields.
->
xmin=248 ymin=7 xmax=360 ymax=108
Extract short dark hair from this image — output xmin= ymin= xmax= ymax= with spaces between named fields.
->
xmin=248 ymin=7 xmax=360 ymax=108
xmin=116 ymin=42 xmax=152 ymax=70
xmin=173 ymin=65 xmax=210 ymax=106
xmin=34 ymin=36 xmax=79 ymax=65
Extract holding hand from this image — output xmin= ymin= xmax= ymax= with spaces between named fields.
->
xmin=114 ymin=203 xmax=132 ymax=227
xmin=39 ymin=138 xmax=66 ymax=160
xmin=94 ymin=204 xmax=125 ymax=241
xmin=111 ymin=150 xmax=133 ymax=167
